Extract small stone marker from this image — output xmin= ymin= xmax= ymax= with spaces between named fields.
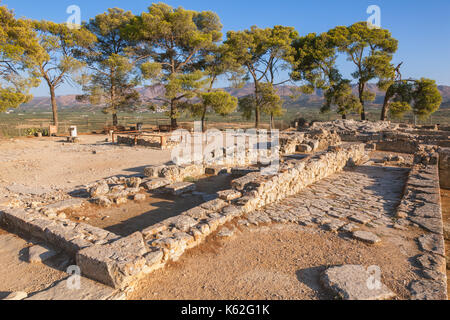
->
xmin=352 ymin=231 xmax=381 ymax=244
xmin=321 ymin=265 xmax=395 ymax=300
xmin=28 ymin=244 xmax=59 ymax=263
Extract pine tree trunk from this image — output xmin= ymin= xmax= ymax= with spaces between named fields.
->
xmin=50 ymin=85 xmax=58 ymax=128
xmin=359 ymin=82 xmax=366 ymax=121
xmin=170 ymin=100 xmax=178 ymax=130
xmin=255 ymin=106 xmax=260 ymax=129
xmin=270 ymin=114 xmax=274 ymax=130
xmin=201 ymin=107 xmax=207 ymax=133
xmin=342 ymin=114 xmax=347 ymax=120
xmin=113 ymin=113 xmax=118 ymax=126
xmin=380 ymin=92 xmax=390 ymax=121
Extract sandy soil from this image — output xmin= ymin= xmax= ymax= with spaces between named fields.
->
xmin=0 ymin=227 xmax=69 ymax=296
xmin=65 ymin=174 xmax=234 ymax=237
xmin=129 ymin=223 xmax=419 ymax=300
xmin=0 ymin=135 xmax=171 ymax=193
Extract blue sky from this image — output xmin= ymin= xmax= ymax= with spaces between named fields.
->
xmin=4 ymin=0 xmax=450 ymax=96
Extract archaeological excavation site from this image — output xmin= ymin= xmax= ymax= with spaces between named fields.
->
xmin=0 ymin=120 xmax=449 ymax=301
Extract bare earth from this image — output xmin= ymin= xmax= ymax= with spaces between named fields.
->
xmin=129 ymin=223 xmax=419 ymax=300
xmin=0 ymin=135 xmax=171 ymax=193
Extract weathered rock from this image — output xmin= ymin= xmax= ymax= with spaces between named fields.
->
xmin=201 ymin=199 xmax=227 ymax=212
xmin=165 ymin=182 xmax=196 ymax=196
xmin=93 ymin=196 xmax=112 ymax=208
xmin=114 ymin=197 xmax=128 ymax=205
xmin=89 ymin=183 xmax=110 ymax=198
xmin=143 ymin=178 xmax=171 ymax=190
xmin=143 ymin=165 xmax=165 ymax=178
xmin=417 ymin=234 xmax=445 ymax=256
xmin=217 ymin=227 xmax=235 ymax=238
xmin=217 ymin=189 xmax=242 ymax=201
xmin=28 ymin=244 xmax=59 ymax=263
xmin=127 ymin=177 xmax=142 ymax=188
xmin=76 ymin=232 xmax=148 ymax=289
xmin=409 ymin=280 xmax=448 ymax=300
xmin=297 ymin=144 xmax=312 ymax=153
xmin=321 ymin=265 xmax=395 ymax=300
xmin=133 ymin=194 xmax=146 ymax=202
xmin=352 ymin=231 xmax=381 ymax=244
xmin=169 ymin=215 xmax=197 ymax=232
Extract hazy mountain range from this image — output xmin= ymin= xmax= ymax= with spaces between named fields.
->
xmin=17 ymin=83 xmax=450 ymax=112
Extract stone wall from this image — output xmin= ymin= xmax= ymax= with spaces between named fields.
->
xmin=75 ymin=143 xmax=367 ymax=289
xmin=394 ymin=152 xmax=447 ymax=299
xmin=439 ymin=148 xmax=450 ymax=189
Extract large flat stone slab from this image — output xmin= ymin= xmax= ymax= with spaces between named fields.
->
xmin=26 ymin=277 xmax=122 ymax=300
xmin=164 ymin=182 xmax=196 ymax=196
xmin=321 ymin=265 xmax=395 ymax=300
xmin=352 ymin=231 xmax=381 ymax=244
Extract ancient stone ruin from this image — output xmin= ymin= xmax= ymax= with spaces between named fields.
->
xmin=0 ymin=120 xmax=448 ymax=300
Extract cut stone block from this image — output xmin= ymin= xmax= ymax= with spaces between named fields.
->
xmin=76 ymin=232 xmax=148 ymax=289
xmin=165 ymin=182 xmax=196 ymax=196
xmin=143 ymin=178 xmax=171 ymax=191
xmin=201 ymin=199 xmax=227 ymax=212
xmin=218 ymin=189 xmax=242 ymax=201
xmin=321 ymin=265 xmax=395 ymax=300
xmin=169 ymin=215 xmax=197 ymax=232
xmin=143 ymin=165 xmax=165 ymax=178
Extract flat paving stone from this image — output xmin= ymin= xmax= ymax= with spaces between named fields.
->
xmin=352 ymin=231 xmax=381 ymax=244
xmin=321 ymin=265 xmax=395 ymax=300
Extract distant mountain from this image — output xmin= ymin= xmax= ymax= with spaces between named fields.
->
xmin=17 ymin=83 xmax=450 ymax=112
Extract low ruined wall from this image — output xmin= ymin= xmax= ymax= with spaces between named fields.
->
xmin=395 ymin=151 xmax=447 ymax=300
xmin=0 ymin=207 xmax=120 ymax=256
xmin=75 ymin=143 xmax=367 ymax=289
xmin=439 ymin=148 xmax=450 ymax=189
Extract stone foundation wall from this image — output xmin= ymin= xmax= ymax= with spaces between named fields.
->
xmin=439 ymin=148 xmax=450 ymax=189
xmin=395 ymin=151 xmax=447 ymax=300
xmin=75 ymin=143 xmax=367 ymax=289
